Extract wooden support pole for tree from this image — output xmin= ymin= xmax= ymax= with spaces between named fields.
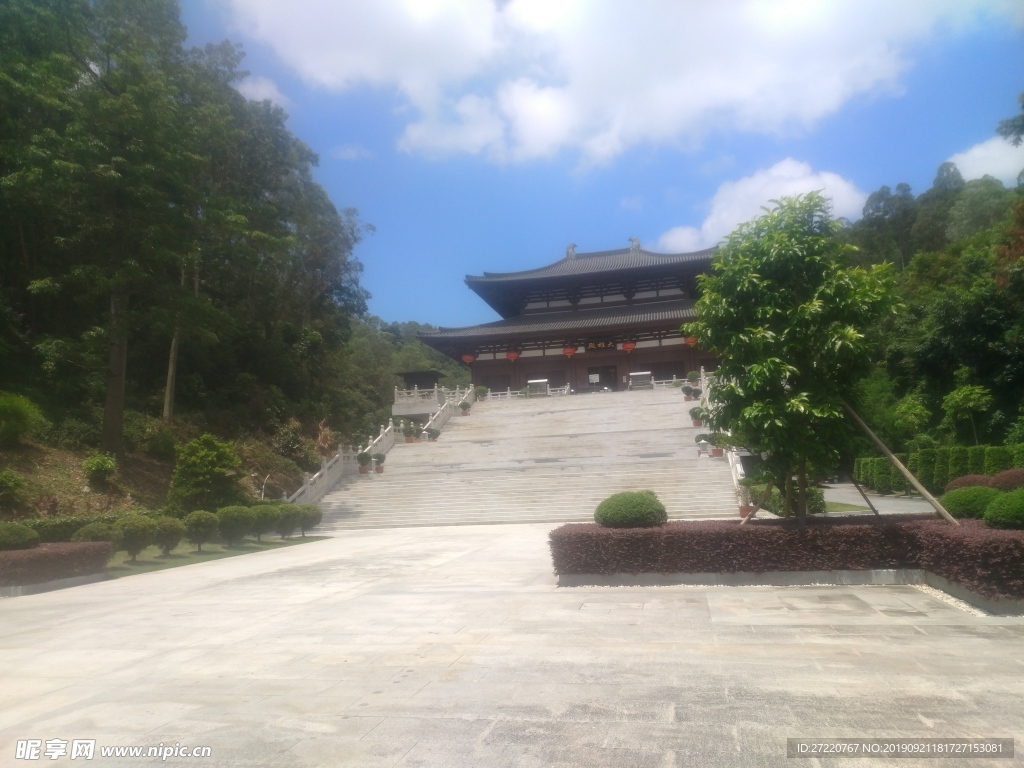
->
xmin=849 ymin=474 xmax=881 ymax=516
xmin=840 ymin=398 xmax=959 ymax=526
xmin=739 ymin=479 xmax=774 ymax=526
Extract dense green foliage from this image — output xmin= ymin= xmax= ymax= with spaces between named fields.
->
xmin=274 ymin=505 xmax=302 ymax=538
xmin=688 ymin=193 xmax=893 ymax=519
xmin=0 ymin=522 xmax=40 ymax=550
xmin=216 ymin=505 xmax=254 ymax=545
xmin=82 ymin=453 xmax=117 ymax=487
xmin=71 ymin=522 xmax=117 ymax=543
xmin=939 ymin=487 xmax=1003 ymax=519
xmin=183 ymin=510 xmax=218 ymax=551
xmin=0 ymin=470 xmax=27 ymax=512
xmin=594 ymin=490 xmax=667 ymax=528
xmin=169 ymin=434 xmax=242 ymax=513
xmin=113 ymin=514 xmax=157 ymax=561
xmin=983 ymin=489 xmax=1024 ymax=529
xmin=0 ymin=392 xmax=43 ymax=444
xmin=250 ymin=505 xmax=281 ymax=541
xmin=296 ymin=504 xmax=323 ymax=536
xmin=153 ymin=516 xmax=185 ymax=554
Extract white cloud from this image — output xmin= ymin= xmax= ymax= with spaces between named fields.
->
xmin=235 ymin=75 xmax=291 ymax=108
xmin=329 ymin=144 xmax=374 ymax=161
xmin=224 ymin=0 xmax=1023 ymax=163
xmin=948 ymin=137 xmax=1024 ymax=187
xmin=658 ymin=159 xmax=867 ymax=251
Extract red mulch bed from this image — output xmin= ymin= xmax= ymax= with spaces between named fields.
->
xmin=549 ymin=516 xmax=1024 ymax=601
xmin=0 ymin=542 xmax=112 ymax=587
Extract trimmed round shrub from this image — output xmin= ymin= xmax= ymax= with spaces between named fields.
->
xmin=251 ymin=505 xmax=282 ymax=541
xmin=474 ymin=386 xmax=489 ymax=398
xmin=594 ymin=490 xmax=667 ymax=528
xmin=82 ymin=453 xmax=117 ymax=487
xmin=0 ymin=522 xmax=40 ymax=551
xmin=275 ymin=505 xmax=302 ymax=538
xmin=113 ymin=514 xmax=157 ymax=562
xmin=0 ymin=469 xmax=27 ymax=511
xmin=0 ymin=391 xmax=44 ymax=445
xmin=945 ymin=474 xmax=992 ymax=492
xmin=216 ymin=505 xmax=254 ymax=545
xmin=984 ymin=488 xmax=1024 ymax=530
xmin=297 ymin=504 xmax=323 ymax=536
xmin=939 ymin=487 xmax=1003 ymax=519
xmin=989 ymin=468 xmax=1024 ymax=493
xmin=153 ymin=516 xmax=186 ymax=555
xmin=71 ymin=522 xmax=117 ymax=543
xmin=184 ymin=511 xmax=219 ymax=551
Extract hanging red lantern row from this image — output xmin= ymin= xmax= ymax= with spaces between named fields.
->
xmin=461 ymin=353 xmax=475 ymax=364
xmin=506 ymin=350 xmax=520 ymax=361
xmin=621 ymin=340 xmax=636 ymax=353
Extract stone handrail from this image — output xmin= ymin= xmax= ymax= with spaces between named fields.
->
xmin=394 ymin=386 xmax=444 ymax=405
xmin=285 ymin=419 xmax=397 ymax=505
xmin=422 ymin=400 xmax=454 ymax=435
xmin=482 ymin=388 xmax=525 ymax=401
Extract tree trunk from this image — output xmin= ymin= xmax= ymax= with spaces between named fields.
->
xmin=162 ymin=268 xmax=188 ymax=423
xmin=796 ymin=457 xmax=808 ymax=525
xmin=101 ymin=289 xmax=129 ymax=457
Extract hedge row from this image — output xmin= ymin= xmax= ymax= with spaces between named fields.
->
xmin=0 ymin=542 xmax=112 ymax=587
xmin=548 ymin=517 xmax=1024 ymax=600
xmin=855 ymin=444 xmax=1024 ymax=495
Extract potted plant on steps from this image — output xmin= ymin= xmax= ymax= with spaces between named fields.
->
xmin=459 ymin=401 xmax=471 ymax=416
xmin=687 ymin=370 xmax=700 ymax=386
xmin=682 ymin=384 xmax=694 ymax=401
xmin=403 ymin=424 xmax=419 ymax=443
xmin=425 ymin=427 xmax=440 ymax=442
xmin=737 ymin=477 xmax=758 ymax=516
xmin=710 ymin=433 xmax=726 ymax=458
xmin=372 ymin=453 xmax=386 ymax=473
xmin=689 ymin=406 xmax=705 ymax=428
xmin=356 ymin=452 xmax=371 ymax=474
xmin=695 ymin=433 xmax=711 ymax=456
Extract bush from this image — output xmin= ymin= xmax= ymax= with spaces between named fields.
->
xmin=939 ymin=487 xmax=1003 ymax=519
xmin=968 ymin=445 xmax=987 ymax=475
xmin=50 ymin=416 xmax=101 ymax=450
xmin=183 ymin=510 xmax=219 ymax=551
xmin=459 ymin=401 xmax=471 ymax=412
xmin=906 ymin=453 xmax=919 ymax=488
xmin=0 ymin=470 xmax=27 ymax=511
xmin=275 ymin=505 xmax=302 ymax=538
xmin=945 ymin=474 xmax=992 ymax=492
xmin=169 ymin=434 xmax=242 ymax=513
xmin=71 ymin=522 xmax=117 ymax=543
xmin=474 ymin=385 xmax=488 ymax=398
xmin=873 ymin=458 xmax=893 ymax=494
xmin=0 ymin=522 xmax=40 ymax=551
xmin=0 ymin=391 xmax=44 ymax=445
xmin=152 ymin=517 xmax=185 ymax=554
xmin=18 ymin=514 xmax=123 ymax=542
xmin=216 ymin=506 xmax=254 ymax=545
xmin=250 ymin=505 xmax=281 ymax=541
xmin=931 ymin=448 xmax=950 ymax=494
xmin=891 ymin=453 xmax=909 ymax=494
xmin=82 ymin=453 xmax=117 ymax=487
xmin=947 ymin=446 xmax=969 ymax=483
xmin=594 ymin=490 xmax=667 ymax=528
xmin=296 ymin=504 xmax=323 ymax=536
xmin=753 ymin=484 xmax=825 ymax=516
xmin=989 ymin=468 xmax=1024 ymax=493
xmin=983 ymin=489 xmax=1024 ymax=530
xmin=356 ymin=451 xmax=371 ymax=467
xmin=371 ymin=452 xmax=386 ymax=467
xmin=113 ymin=514 xmax=157 ymax=562
xmin=984 ymin=446 xmax=1013 ymax=476
xmin=1014 ymin=444 xmax=1024 ymax=469
xmin=0 ymin=542 xmax=112 ymax=587
xmin=916 ymin=449 xmax=935 ymax=494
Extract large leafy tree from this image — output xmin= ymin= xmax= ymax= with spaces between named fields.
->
xmin=687 ymin=192 xmax=894 ymax=520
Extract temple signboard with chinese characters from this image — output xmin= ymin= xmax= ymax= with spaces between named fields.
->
xmin=419 ymin=240 xmax=719 ymax=392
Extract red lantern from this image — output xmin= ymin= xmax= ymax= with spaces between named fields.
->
xmin=685 ymin=336 xmax=698 ymax=347
xmin=461 ymin=354 xmax=475 ymax=364
xmin=621 ymin=340 xmax=636 ymax=352
xmin=506 ymin=350 xmax=520 ymax=361
xmin=562 ymin=346 xmax=577 ymax=357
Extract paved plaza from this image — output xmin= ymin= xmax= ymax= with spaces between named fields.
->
xmin=2 ymin=523 xmax=1023 ymax=767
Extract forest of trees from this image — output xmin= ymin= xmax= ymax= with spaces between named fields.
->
xmin=842 ymin=105 xmax=1024 ymax=455
xmin=0 ymin=0 xmax=467 ymax=501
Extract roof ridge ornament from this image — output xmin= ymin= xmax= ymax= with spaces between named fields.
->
xmin=566 ymin=243 xmax=576 ymax=259
xmin=629 ymin=236 xmax=640 ymax=252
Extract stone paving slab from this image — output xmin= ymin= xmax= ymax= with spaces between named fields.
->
xmin=1 ymin=524 xmax=1023 ymax=767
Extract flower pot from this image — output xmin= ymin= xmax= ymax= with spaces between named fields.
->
xmin=711 ymin=447 xmax=724 ymax=458
xmin=739 ymin=505 xmax=754 ymax=517
xmin=684 ymin=395 xmax=693 ymax=401
xmin=374 ymin=465 xmax=384 ymax=474
xmin=692 ymin=419 xmax=702 ymax=427
xmin=460 ymin=411 xmax=469 ymax=416
xmin=405 ymin=436 xmax=415 ymax=443
xmin=358 ymin=465 xmax=369 ymax=474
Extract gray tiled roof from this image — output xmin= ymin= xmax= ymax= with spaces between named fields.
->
xmin=465 ymin=247 xmax=714 ymax=284
xmin=419 ymin=299 xmax=696 ymax=340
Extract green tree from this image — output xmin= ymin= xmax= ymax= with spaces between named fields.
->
xmin=942 ymin=385 xmax=993 ymax=445
xmin=169 ymin=434 xmax=242 ymax=513
xmin=687 ymin=192 xmax=894 ymax=521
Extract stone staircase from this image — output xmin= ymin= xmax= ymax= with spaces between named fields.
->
xmin=318 ymin=388 xmax=739 ymax=531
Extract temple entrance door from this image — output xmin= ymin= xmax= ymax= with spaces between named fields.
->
xmin=586 ymin=365 xmax=618 ymax=392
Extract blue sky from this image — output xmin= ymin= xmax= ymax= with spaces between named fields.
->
xmin=179 ymin=1 xmax=1024 ymax=328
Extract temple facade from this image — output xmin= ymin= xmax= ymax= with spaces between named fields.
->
xmin=419 ymin=240 xmax=719 ymax=393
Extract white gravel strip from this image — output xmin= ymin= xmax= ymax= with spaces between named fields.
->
xmin=912 ymin=583 xmax=990 ymax=616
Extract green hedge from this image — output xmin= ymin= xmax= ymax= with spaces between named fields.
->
xmin=968 ymin=445 xmax=986 ymax=475
xmin=948 ymin=447 xmax=969 ymax=484
xmin=939 ymin=487 xmax=1003 ymax=520
xmin=891 ymin=454 xmax=908 ymax=494
xmin=984 ymin=489 xmax=1024 ymax=530
xmin=917 ymin=449 xmax=936 ymax=494
xmin=931 ymin=448 xmax=950 ymax=494
xmin=19 ymin=514 xmax=125 ymax=543
xmin=1014 ymin=444 xmax=1024 ymax=469
xmin=984 ymin=446 xmax=1013 ymax=476
xmin=907 ymin=452 xmax=920 ymax=488
xmin=0 ymin=522 xmax=40 ymax=551
xmin=873 ymin=458 xmax=893 ymax=494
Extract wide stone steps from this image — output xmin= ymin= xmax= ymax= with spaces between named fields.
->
xmin=318 ymin=389 xmax=739 ymax=531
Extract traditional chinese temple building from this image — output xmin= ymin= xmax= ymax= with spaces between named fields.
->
xmin=419 ymin=240 xmax=719 ymax=393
